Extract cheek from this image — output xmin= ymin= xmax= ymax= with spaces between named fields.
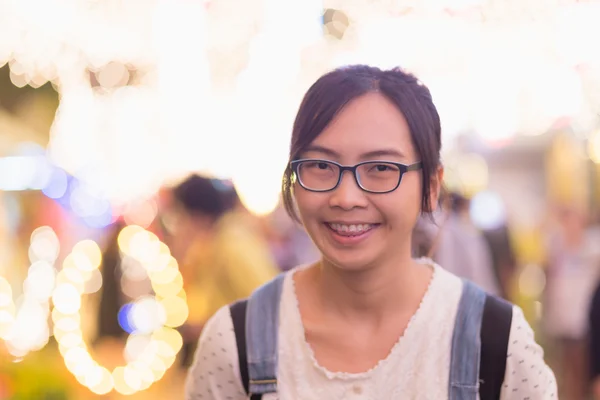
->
xmin=293 ymin=191 xmax=329 ymax=244
xmin=381 ymin=179 xmax=423 ymax=224
xmin=293 ymin=186 xmax=320 ymax=216
xmin=293 ymin=190 xmax=316 ymax=228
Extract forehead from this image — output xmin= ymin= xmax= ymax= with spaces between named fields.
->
xmin=309 ymin=92 xmax=415 ymax=160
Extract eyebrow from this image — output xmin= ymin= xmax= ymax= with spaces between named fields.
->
xmin=303 ymin=145 xmax=406 ymax=160
xmin=302 ymin=145 xmax=340 ymax=158
xmin=360 ymin=149 xmax=406 ymax=159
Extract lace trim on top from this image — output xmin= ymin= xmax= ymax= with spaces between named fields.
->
xmin=287 ymin=257 xmax=440 ymax=381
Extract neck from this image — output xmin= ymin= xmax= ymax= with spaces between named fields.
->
xmin=311 ymin=249 xmax=430 ymax=322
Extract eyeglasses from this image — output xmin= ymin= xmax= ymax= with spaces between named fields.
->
xmin=290 ymin=159 xmax=422 ymax=194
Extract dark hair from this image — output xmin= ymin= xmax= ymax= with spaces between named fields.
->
xmin=173 ymin=174 xmax=231 ymax=219
xmin=282 ymin=65 xmax=442 ymax=221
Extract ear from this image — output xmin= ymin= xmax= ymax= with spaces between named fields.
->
xmin=429 ymin=165 xmax=444 ymax=212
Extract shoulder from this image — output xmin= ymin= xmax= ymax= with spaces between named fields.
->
xmin=427 ymin=260 xmax=464 ymax=291
xmin=184 ymin=306 xmax=246 ymax=400
xmin=500 ymin=306 xmax=557 ymax=399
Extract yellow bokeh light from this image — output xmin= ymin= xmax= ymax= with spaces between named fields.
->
xmin=29 ymin=226 xmax=60 ymax=263
xmin=588 ymin=129 xmax=600 ymax=164
xmin=58 ymin=332 xmax=84 ymax=349
xmin=118 ymin=225 xmax=145 ymax=255
xmin=53 ymin=327 xmax=83 ymax=343
xmin=71 ymin=251 xmax=95 ymax=272
xmin=148 ymin=258 xmax=179 ymax=284
xmin=129 ymin=230 xmax=161 ymax=264
xmin=129 ymin=361 xmax=155 ymax=390
xmin=234 ymin=178 xmax=281 ymax=216
xmin=152 ymin=327 xmax=183 ymax=355
xmin=52 ymin=283 xmax=82 ymax=314
xmin=1 ymin=227 xmax=60 ymax=356
xmin=123 ymin=364 xmax=143 ymax=391
xmin=151 ymin=272 xmax=183 ymax=298
xmin=52 ymin=308 xmax=81 ymax=323
xmin=89 ymin=367 xmax=114 ymax=395
xmin=72 ymin=240 xmax=102 ymax=270
xmin=53 ymin=315 xmax=81 ymax=332
xmin=64 ymin=346 xmax=94 ymax=375
xmin=160 ymin=296 xmax=189 ymax=328
xmin=58 ymin=264 xmax=89 ymax=288
xmin=113 ymin=366 xmax=137 ymax=395
xmin=444 ymin=153 xmax=489 ymax=197
xmin=153 ymin=342 xmax=180 ymax=361
xmin=158 ymin=353 xmax=177 ymax=370
xmin=54 ymin=231 xmax=187 ymax=395
xmin=145 ymin=252 xmax=171 ymax=273
xmin=61 ymin=254 xmax=78 ymax=271
xmin=146 ymin=356 xmax=167 ymax=381
xmin=124 ymin=334 xmax=152 ymax=363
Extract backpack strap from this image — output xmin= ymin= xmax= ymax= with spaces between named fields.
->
xmin=230 ymin=300 xmax=262 ymax=400
xmin=449 ymin=279 xmax=513 ymax=400
xmin=230 ymin=274 xmax=286 ymax=398
xmin=479 ymin=293 xmax=512 ymax=400
xmin=449 ymin=280 xmax=486 ymax=399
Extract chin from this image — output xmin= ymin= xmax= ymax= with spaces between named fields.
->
xmin=320 ymin=249 xmax=382 ymax=273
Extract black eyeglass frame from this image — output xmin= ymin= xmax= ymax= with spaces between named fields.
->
xmin=290 ymin=158 xmax=423 ymax=194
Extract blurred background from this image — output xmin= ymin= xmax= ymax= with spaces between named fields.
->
xmin=2 ymin=0 xmax=600 ymax=399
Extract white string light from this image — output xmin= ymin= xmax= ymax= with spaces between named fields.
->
xmin=2 ymin=0 xmax=600 ymax=212
xmin=52 ymin=225 xmax=188 ymax=395
xmin=0 ymin=226 xmax=60 ymax=358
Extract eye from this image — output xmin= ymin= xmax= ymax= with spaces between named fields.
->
xmin=304 ymin=161 xmax=332 ymax=170
xmin=369 ymin=163 xmax=398 ymax=173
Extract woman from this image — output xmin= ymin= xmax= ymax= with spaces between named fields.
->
xmin=185 ymin=65 xmax=556 ymax=399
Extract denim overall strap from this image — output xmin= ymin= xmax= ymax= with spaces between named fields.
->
xmin=448 ymin=280 xmax=487 ymax=400
xmin=246 ymin=273 xmax=286 ymax=395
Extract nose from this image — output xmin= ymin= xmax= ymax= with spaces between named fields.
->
xmin=328 ymin=170 xmax=368 ymax=210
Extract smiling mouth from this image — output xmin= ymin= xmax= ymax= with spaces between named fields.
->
xmin=325 ymin=222 xmax=379 ymax=236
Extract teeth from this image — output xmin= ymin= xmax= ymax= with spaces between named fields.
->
xmin=329 ymin=223 xmax=373 ymax=234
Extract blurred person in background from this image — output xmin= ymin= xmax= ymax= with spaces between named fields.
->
xmin=544 ymin=205 xmax=600 ymax=399
xmin=163 ymin=174 xmax=279 ymax=367
xmin=481 ymin=223 xmax=517 ymax=300
xmin=433 ymin=192 xmax=502 ymax=296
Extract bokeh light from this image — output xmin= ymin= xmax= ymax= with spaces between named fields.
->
xmin=52 ymin=227 xmax=187 ymax=394
xmin=470 ymin=191 xmax=507 ymax=230
xmin=588 ymin=129 xmax=600 ymax=164
xmin=2 ymin=227 xmax=60 ymax=357
xmin=518 ymin=263 xmax=547 ymax=298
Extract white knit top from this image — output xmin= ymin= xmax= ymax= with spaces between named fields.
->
xmin=185 ymin=263 xmax=557 ymax=399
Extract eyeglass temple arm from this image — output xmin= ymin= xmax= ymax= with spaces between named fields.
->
xmin=406 ymin=161 xmax=423 ymax=171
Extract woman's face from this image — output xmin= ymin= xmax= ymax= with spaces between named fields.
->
xmin=294 ymin=92 xmax=442 ymax=271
